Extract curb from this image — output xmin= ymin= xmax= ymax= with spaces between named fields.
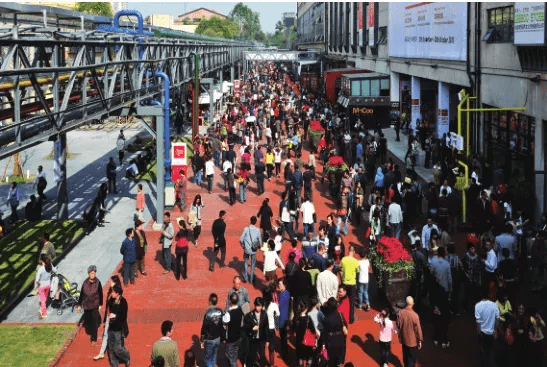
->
xmin=0 ymin=225 xmax=87 ymax=321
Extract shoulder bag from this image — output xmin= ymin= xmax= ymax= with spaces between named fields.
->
xmin=302 ymin=316 xmax=317 ymax=347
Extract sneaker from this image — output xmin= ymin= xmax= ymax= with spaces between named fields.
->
xmin=433 ymin=340 xmax=439 ymax=347
xmin=93 ymin=354 xmax=105 ymax=360
xmin=163 ymin=270 xmax=170 ymax=274
xmin=442 ymin=342 xmax=450 ymax=349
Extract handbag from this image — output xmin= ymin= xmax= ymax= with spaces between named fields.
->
xmin=302 ymin=317 xmax=316 ymax=347
xmin=320 ymin=345 xmax=328 ymax=360
xmin=339 ymin=312 xmax=348 ymax=336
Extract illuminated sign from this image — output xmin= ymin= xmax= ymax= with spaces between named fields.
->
xmin=352 ymin=107 xmax=375 ymax=115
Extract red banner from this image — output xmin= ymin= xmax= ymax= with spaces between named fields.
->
xmin=369 ymin=2 xmax=375 ymax=27
xmin=358 ymin=3 xmax=363 ymax=30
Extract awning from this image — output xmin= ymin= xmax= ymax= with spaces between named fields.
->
xmin=198 ymin=90 xmax=223 ymax=105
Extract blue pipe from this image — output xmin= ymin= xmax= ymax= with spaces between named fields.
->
xmin=114 ymin=10 xmax=143 ymax=34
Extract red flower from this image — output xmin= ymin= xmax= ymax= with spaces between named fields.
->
xmin=327 ymin=156 xmax=345 ymax=167
xmin=309 ymin=120 xmax=324 ymax=132
xmin=377 ymin=237 xmax=412 ymax=263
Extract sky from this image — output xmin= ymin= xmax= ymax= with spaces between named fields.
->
xmin=130 ymin=1 xmax=297 ymax=34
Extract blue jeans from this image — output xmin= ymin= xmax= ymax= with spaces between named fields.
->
xmin=243 ymin=252 xmax=256 ymax=283
xmin=204 ymin=337 xmax=221 ymax=367
xmin=303 ymin=223 xmax=314 ymax=236
xmin=123 ymin=261 xmax=135 ymax=285
xmin=281 ymin=221 xmax=294 ymax=239
xmin=358 ymin=282 xmax=370 ymax=306
xmin=239 ymin=182 xmax=247 ymax=202
xmin=213 ymin=150 xmax=220 ymax=167
xmin=391 ymin=222 xmax=402 ymax=239
xmin=336 ymin=216 xmax=349 ymax=235
xmin=163 ymin=247 xmax=171 ymax=271
xmin=195 ymin=170 xmax=203 ymax=186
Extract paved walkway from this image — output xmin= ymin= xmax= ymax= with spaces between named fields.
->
xmin=54 ymin=136 xmax=476 ymax=367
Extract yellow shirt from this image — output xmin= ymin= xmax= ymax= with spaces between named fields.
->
xmin=340 ymin=256 xmax=360 ymax=285
xmin=265 ymin=153 xmax=274 ymax=165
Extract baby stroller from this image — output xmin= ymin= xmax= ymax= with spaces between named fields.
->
xmin=49 ymin=270 xmax=80 ymax=315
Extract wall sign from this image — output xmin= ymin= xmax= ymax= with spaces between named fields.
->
xmin=514 ymin=2 xmax=545 ymax=45
xmin=388 ymin=2 xmax=468 ymax=60
xmin=352 ymin=107 xmax=375 ymax=115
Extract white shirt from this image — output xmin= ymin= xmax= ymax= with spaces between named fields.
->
xmin=485 ymin=249 xmax=498 ymax=273
xmin=205 ymin=161 xmax=215 ymax=176
xmin=388 ymin=203 xmax=403 ymax=224
xmin=274 ymin=235 xmax=283 ymax=252
xmin=408 ymin=230 xmax=421 ymax=247
xmin=439 ymin=185 xmax=452 ymax=197
xmin=263 ymin=250 xmax=284 ymax=273
xmin=274 ymin=150 xmax=282 ymax=163
xmin=301 ymin=201 xmax=315 ymax=224
xmin=223 ymin=160 xmax=233 ymax=173
xmin=266 ymin=302 xmax=280 ymax=330
xmin=475 ymin=300 xmax=500 ymax=335
xmin=266 ymin=127 xmax=272 ymax=138
xmin=359 ymin=259 xmax=370 ymax=284
xmin=471 ymin=171 xmax=480 ymax=186
xmin=316 ymin=269 xmax=339 ymax=305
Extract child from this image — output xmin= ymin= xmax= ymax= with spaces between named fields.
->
xmin=285 ymin=238 xmax=302 ymax=264
xmin=374 ymin=309 xmax=397 ymax=367
xmin=496 ymin=290 xmax=513 ymax=323
xmin=358 ymin=248 xmax=371 ymax=311
xmin=274 ymin=227 xmax=283 ymax=256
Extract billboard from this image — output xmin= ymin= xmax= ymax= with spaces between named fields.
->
xmin=389 ymin=2 xmax=468 ymax=61
xmin=514 ymin=2 xmax=545 ymax=45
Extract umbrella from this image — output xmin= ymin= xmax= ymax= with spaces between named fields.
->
xmin=246 ymin=116 xmax=257 ymax=123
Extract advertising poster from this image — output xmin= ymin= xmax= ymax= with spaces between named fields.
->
xmin=514 ymin=2 xmax=545 ymax=45
xmin=358 ymin=3 xmax=364 ymax=46
xmin=388 ymin=2 xmax=468 ymax=60
xmin=369 ymin=2 xmax=376 ymax=47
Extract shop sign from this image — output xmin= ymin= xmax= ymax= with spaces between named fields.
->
xmin=514 ymin=2 xmax=545 ymax=45
xmin=352 ymin=107 xmax=375 ymax=115
xmin=388 ymin=2 xmax=468 ymax=61
xmin=172 ymin=142 xmax=188 ymax=166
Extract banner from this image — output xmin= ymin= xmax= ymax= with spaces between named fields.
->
xmin=358 ymin=2 xmax=364 ymax=46
xmin=514 ymin=2 xmax=545 ymax=45
xmin=368 ymin=2 xmax=376 ymax=47
xmin=389 ymin=2 xmax=468 ymax=61
xmin=349 ymin=5 xmax=354 ymax=45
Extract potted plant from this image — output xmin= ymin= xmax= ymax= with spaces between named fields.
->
xmin=324 ymin=155 xmax=348 ymax=174
xmin=308 ymin=120 xmax=324 ymax=150
xmin=369 ymin=236 xmax=415 ymax=312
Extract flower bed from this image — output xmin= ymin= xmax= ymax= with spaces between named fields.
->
xmin=324 ymin=155 xmax=349 ymax=174
xmin=308 ymin=120 xmax=324 ymax=147
xmin=369 ymin=236 xmax=415 ymax=286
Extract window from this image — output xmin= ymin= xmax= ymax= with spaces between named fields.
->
xmin=361 ymin=80 xmax=370 ymax=96
xmin=351 ymin=81 xmax=361 ymax=96
xmin=370 ymin=79 xmax=380 ymax=97
xmin=485 ymin=6 xmax=514 ymax=43
xmin=377 ymin=26 xmax=388 ymax=45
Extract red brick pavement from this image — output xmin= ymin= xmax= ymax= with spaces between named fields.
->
xmin=56 ymin=144 xmax=478 ymax=367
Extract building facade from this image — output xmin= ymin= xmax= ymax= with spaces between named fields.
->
xmin=296 ymin=2 xmax=326 ymax=51
xmin=301 ymin=2 xmax=547 ymax=217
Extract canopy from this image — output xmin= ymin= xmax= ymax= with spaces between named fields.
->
xmin=198 ymin=89 xmax=223 ymax=105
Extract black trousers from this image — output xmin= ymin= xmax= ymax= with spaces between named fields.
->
xmin=107 ymin=177 xmax=117 ymax=193
xmin=118 ymin=150 xmax=124 ymax=165
xmin=379 ymin=341 xmax=391 ymax=365
xmin=175 ymin=247 xmax=188 ymax=279
xmin=211 ymin=245 xmax=226 ymax=268
xmin=402 ymin=344 xmax=418 ymax=367
xmin=247 ymin=339 xmax=265 ymax=367
xmin=193 ymin=225 xmax=202 ymax=242
xmin=256 ymin=175 xmax=265 ymax=194
xmin=229 ymin=188 xmax=236 ymax=205
xmin=345 ymin=284 xmax=357 ymax=324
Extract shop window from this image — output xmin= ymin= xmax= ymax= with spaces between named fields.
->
xmin=351 ymin=81 xmax=361 ymax=96
xmin=361 ymin=80 xmax=370 ymax=96
xmin=370 ymin=79 xmax=380 ymax=97
xmin=484 ymin=6 xmax=514 ymax=43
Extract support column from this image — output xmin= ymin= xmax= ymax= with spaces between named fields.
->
xmin=55 ymin=133 xmax=68 ymax=220
xmin=437 ymin=81 xmax=450 ymax=138
xmin=390 ymin=72 xmax=400 ymax=102
xmin=220 ymin=70 xmax=223 ymax=115
xmin=156 ymin=114 xmax=165 ymax=225
xmin=410 ymin=76 xmax=421 ymax=132
xmin=231 ymin=65 xmax=235 ymax=83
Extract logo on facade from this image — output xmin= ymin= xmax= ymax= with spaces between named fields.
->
xmin=352 ymin=107 xmax=374 ymax=115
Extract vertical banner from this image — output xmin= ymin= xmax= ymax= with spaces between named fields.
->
xmin=368 ymin=2 xmax=375 ymax=47
xmin=410 ymin=76 xmax=421 ymax=131
xmin=437 ymin=81 xmax=450 ymax=138
xmin=349 ymin=4 xmax=354 ymax=45
xmin=358 ymin=2 xmax=364 ymax=46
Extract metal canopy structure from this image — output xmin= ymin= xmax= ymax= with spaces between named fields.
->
xmin=243 ymin=51 xmax=298 ymax=61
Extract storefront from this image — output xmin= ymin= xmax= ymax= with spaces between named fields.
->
xmin=484 ymin=105 xmax=535 ymax=212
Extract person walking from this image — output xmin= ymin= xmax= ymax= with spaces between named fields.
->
xmin=301 ymin=195 xmax=316 ymax=237
xmin=205 ymin=155 xmax=215 ymax=194
xmin=106 ymin=157 xmax=118 ymax=194
xmin=340 ymin=246 xmax=360 ymax=324
xmin=237 ymin=166 xmax=250 ymax=203
xmin=224 ymin=292 xmax=244 ymax=367
xmin=136 ymin=183 xmax=146 ymax=222
xmin=388 ymin=199 xmax=404 ymax=240
xmin=116 ymin=129 xmax=126 ymax=166
xmin=93 ymin=276 xmax=122 ymax=361
xmin=226 ymin=168 xmax=237 ymax=205
xmin=193 ymin=152 xmax=205 ymax=187
xmin=225 ymin=276 xmax=251 ymax=312
xmin=211 ymin=210 xmax=227 ymax=271
xmin=374 ymin=309 xmax=397 ymax=367
xmin=257 ymin=198 xmax=274 ymax=238
xmin=134 ymin=220 xmax=148 ymax=277
xmin=255 ymin=157 xmax=266 ymax=195
xmin=189 ymin=195 xmax=205 ymax=247
xmin=475 ymin=289 xmax=500 ymax=367
xmin=200 ymin=293 xmax=224 ymax=367
xmin=243 ymin=297 xmax=269 ymax=367
xmin=120 ymin=228 xmax=137 ymax=286
xmin=397 ymin=296 xmax=423 ymax=367
xmin=78 ymin=265 xmax=103 ymax=346
xmin=317 ymin=259 xmax=339 ymax=307
xmin=151 ymin=320 xmax=180 ymax=367
xmin=35 ymin=254 xmax=55 ymax=319
xmin=240 ymin=216 xmax=262 ymax=285
xmin=174 ymin=219 xmax=190 ymax=280
xmin=33 ymin=165 xmax=48 ymax=201
xmin=293 ymin=299 xmax=318 ymax=367
xmin=322 ymin=297 xmax=348 ymax=367
xmin=160 ymin=212 xmax=175 ymax=274
xmin=106 ymin=284 xmax=130 ymax=367
xmin=223 ymin=158 xmax=233 ymax=191
xmin=358 ymin=248 xmax=371 ymax=311
xmin=7 ymin=182 xmax=20 ymax=222
xmin=175 ymin=170 xmax=187 ymax=212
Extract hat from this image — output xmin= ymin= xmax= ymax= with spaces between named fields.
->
xmin=431 ymin=246 xmax=439 ymax=253
xmin=404 ymin=177 xmax=412 ymax=184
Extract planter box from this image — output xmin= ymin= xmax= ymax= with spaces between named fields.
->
xmin=381 ymin=270 xmax=414 ymax=314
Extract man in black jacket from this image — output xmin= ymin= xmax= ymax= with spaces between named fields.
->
xmin=106 ymin=157 xmax=117 ymax=194
xmin=193 ymin=152 xmax=205 ymax=187
xmin=107 ymin=284 xmax=130 ymax=366
xmin=255 ymin=158 xmax=266 ymax=195
xmin=200 ymin=293 xmax=224 ymax=367
xmin=210 ymin=211 xmax=227 ymax=271
xmin=223 ymin=293 xmax=244 ymax=367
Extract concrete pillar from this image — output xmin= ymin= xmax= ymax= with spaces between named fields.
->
xmin=220 ymin=70 xmax=223 ymax=114
xmin=390 ymin=72 xmax=400 ymax=103
xmin=231 ymin=65 xmax=235 ymax=83
xmin=55 ymin=133 xmax=68 ymax=220
xmin=437 ymin=81 xmax=450 ymax=138
xmin=410 ymin=76 xmax=421 ymax=132
xmin=156 ymin=115 xmax=165 ymax=225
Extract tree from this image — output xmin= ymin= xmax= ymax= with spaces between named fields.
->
xmin=269 ymin=20 xmax=297 ymax=49
xmin=76 ymin=2 xmax=113 ymax=17
xmin=195 ymin=16 xmax=239 ymax=39
xmin=181 ymin=17 xmax=193 ymax=25
xmin=229 ymin=2 xmax=262 ymax=40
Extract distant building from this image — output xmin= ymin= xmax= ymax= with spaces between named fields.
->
xmin=145 ymin=14 xmax=174 ymax=28
xmin=176 ymin=7 xmax=227 ymax=24
xmin=111 ymin=1 xmax=128 ymax=14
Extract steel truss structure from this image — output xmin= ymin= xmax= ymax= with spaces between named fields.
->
xmin=243 ymin=51 xmax=298 ymax=61
xmin=0 ymin=3 xmax=249 ymax=160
